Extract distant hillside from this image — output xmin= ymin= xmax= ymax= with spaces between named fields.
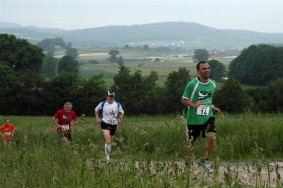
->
xmin=1 ymin=21 xmax=283 ymax=50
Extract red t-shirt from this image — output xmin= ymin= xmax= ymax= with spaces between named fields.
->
xmin=0 ymin=123 xmax=15 ymax=141
xmin=53 ymin=109 xmax=78 ymax=134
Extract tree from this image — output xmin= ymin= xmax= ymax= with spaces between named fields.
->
xmin=266 ymin=77 xmax=283 ymax=112
xmin=0 ymin=63 xmax=20 ymax=114
xmin=0 ymin=34 xmax=45 ymax=74
xmin=46 ymin=72 xmax=78 ymax=112
xmin=116 ymin=55 xmax=124 ymax=65
xmin=46 ymin=46 xmax=56 ymax=56
xmin=58 ymin=55 xmax=79 ymax=77
xmin=111 ymin=65 xmax=159 ymax=115
xmin=244 ymin=87 xmax=269 ymax=112
xmin=66 ymin=42 xmax=72 ymax=49
xmin=43 ymin=56 xmax=58 ymax=78
xmin=37 ymin=37 xmax=66 ymax=51
xmin=208 ymin=59 xmax=226 ymax=81
xmin=141 ymin=71 xmax=159 ymax=114
xmin=143 ymin=44 xmax=149 ymax=50
xmin=0 ymin=34 xmax=46 ymax=115
xmin=65 ymin=47 xmax=79 ymax=60
xmin=213 ymin=76 xmax=248 ymax=113
xmin=229 ymin=44 xmax=283 ymax=85
xmin=16 ymin=71 xmax=47 ymax=115
xmin=111 ymin=65 xmax=136 ymax=114
xmin=193 ymin=49 xmax=209 ymax=62
xmin=108 ymin=50 xmax=120 ymax=66
xmin=73 ymin=75 xmax=107 ymax=116
xmin=162 ymin=67 xmax=191 ymax=114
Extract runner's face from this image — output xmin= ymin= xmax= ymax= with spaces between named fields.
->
xmin=64 ymin=105 xmax=72 ymax=112
xmin=5 ymin=119 xmax=10 ymax=125
xmin=198 ymin=63 xmax=210 ymax=79
xmin=107 ymin=95 xmax=115 ymax=102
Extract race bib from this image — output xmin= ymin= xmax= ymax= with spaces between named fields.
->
xmin=107 ymin=118 xmax=116 ymax=124
xmin=196 ymin=105 xmax=210 ymax=116
xmin=61 ymin=125 xmax=70 ymax=132
xmin=4 ymin=132 xmax=11 ymax=136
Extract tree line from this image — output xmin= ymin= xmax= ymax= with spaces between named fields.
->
xmin=1 ymin=34 xmax=283 ymax=116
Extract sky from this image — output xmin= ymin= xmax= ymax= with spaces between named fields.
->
xmin=0 ymin=0 xmax=283 ymax=33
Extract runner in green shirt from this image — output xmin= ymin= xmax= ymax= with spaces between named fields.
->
xmin=182 ymin=61 xmax=220 ymax=173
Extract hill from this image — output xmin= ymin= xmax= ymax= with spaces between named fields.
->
xmin=1 ymin=21 xmax=283 ymax=50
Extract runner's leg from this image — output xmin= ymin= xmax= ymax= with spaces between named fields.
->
xmin=102 ymin=129 xmax=111 ymax=160
xmin=205 ymin=132 xmax=216 ymax=159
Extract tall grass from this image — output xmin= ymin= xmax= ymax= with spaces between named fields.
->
xmin=0 ymin=113 xmax=282 ymax=187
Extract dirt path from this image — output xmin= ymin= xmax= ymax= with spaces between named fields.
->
xmin=96 ymin=159 xmax=283 ymax=187
xmin=190 ymin=161 xmax=283 ymax=187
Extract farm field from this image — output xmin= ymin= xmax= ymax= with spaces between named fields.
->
xmin=0 ymin=113 xmax=282 ymax=187
xmin=65 ymin=47 xmax=234 ymax=87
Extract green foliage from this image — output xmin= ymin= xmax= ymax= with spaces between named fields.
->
xmin=208 ymin=59 xmax=226 ymax=81
xmin=43 ymin=55 xmax=58 ymax=78
xmin=2 ymin=35 xmax=283 ymax=116
xmin=108 ymin=49 xmax=121 ymax=65
xmin=0 ymin=34 xmax=45 ymax=74
xmin=111 ymin=65 xmax=159 ymax=115
xmin=162 ymin=67 xmax=191 ymax=114
xmin=229 ymin=44 xmax=283 ymax=85
xmin=16 ymin=71 xmax=47 ymax=115
xmin=0 ymin=34 xmax=46 ymax=115
xmin=214 ymin=76 xmax=248 ymax=113
xmin=73 ymin=75 xmax=107 ymax=115
xmin=266 ymin=77 xmax=283 ymax=112
xmin=111 ymin=64 xmax=131 ymax=102
xmin=140 ymin=71 xmax=159 ymax=114
xmin=244 ymin=87 xmax=270 ymax=112
xmin=58 ymin=55 xmax=80 ymax=77
xmin=193 ymin=49 xmax=209 ymax=62
xmin=116 ymin=55 xmax=124 ymax=65
xmin=46 ymin=72 xmax=78 ymax=111
xmin=37 ymin=37 xmax=66 ymax=51
xmin=65 ymin=47 xmax=79 ymax=59
xmin=0 ymin=63 xmax=20 ymax=114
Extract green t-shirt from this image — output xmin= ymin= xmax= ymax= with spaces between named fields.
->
xmin=182 ymin=77 xmax=216 ymax=125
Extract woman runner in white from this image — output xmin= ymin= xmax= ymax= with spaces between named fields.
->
xmin=95 ymin=91 xmax=124 ymax=163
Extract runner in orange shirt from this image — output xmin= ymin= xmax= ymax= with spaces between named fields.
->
xmin=0 ymin=118 xmax=15 ymax=147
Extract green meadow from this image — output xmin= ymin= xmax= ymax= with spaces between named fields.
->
xmin=0 ymin=113 xmax=282 ymax=187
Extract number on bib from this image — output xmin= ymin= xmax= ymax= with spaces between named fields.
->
xmin=61 ymin=125 xmax=70 ymax=132
xmin=196 ymin=105 xmax=210 ymax=116
xmin=4 ymin=132 xmax=11 ymax=136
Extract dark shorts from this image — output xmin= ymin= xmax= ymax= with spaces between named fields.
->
xmin=58 ymin=132 xmax=72 ymax=141
xmin=187 ymin=117 xmax=216 ymax=142
xmin=101 ymin=121 xmax=117 ymax=136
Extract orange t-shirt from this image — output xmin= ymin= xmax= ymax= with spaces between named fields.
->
xmin=0 ymin=123 xmax=15 ymax=141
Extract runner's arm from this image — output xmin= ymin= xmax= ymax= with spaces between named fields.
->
xmin=51 ymin=116 xmax=61 ymax=128
xmin=181 ymin=98 xmax=201 ymax=108
xmin=212 ymin=105 xmax=220 ymax=114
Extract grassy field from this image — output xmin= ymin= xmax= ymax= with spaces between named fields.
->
xmin=0 ymin=113 xmax=282 ymax=187
xmin=61 ymin=47 xmax=234 ymax=87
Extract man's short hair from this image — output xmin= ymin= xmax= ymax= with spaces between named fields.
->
xmin=196 ymin=61 xmax=208 ymax=70
xmin=64 ymin=102 xmax=72 ymax=108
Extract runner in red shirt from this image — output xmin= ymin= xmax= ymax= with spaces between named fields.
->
xmin=0 ymin=118 xmax=15 ymax=147
xmin=52 ymin=102 xmax=78 ymax=144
